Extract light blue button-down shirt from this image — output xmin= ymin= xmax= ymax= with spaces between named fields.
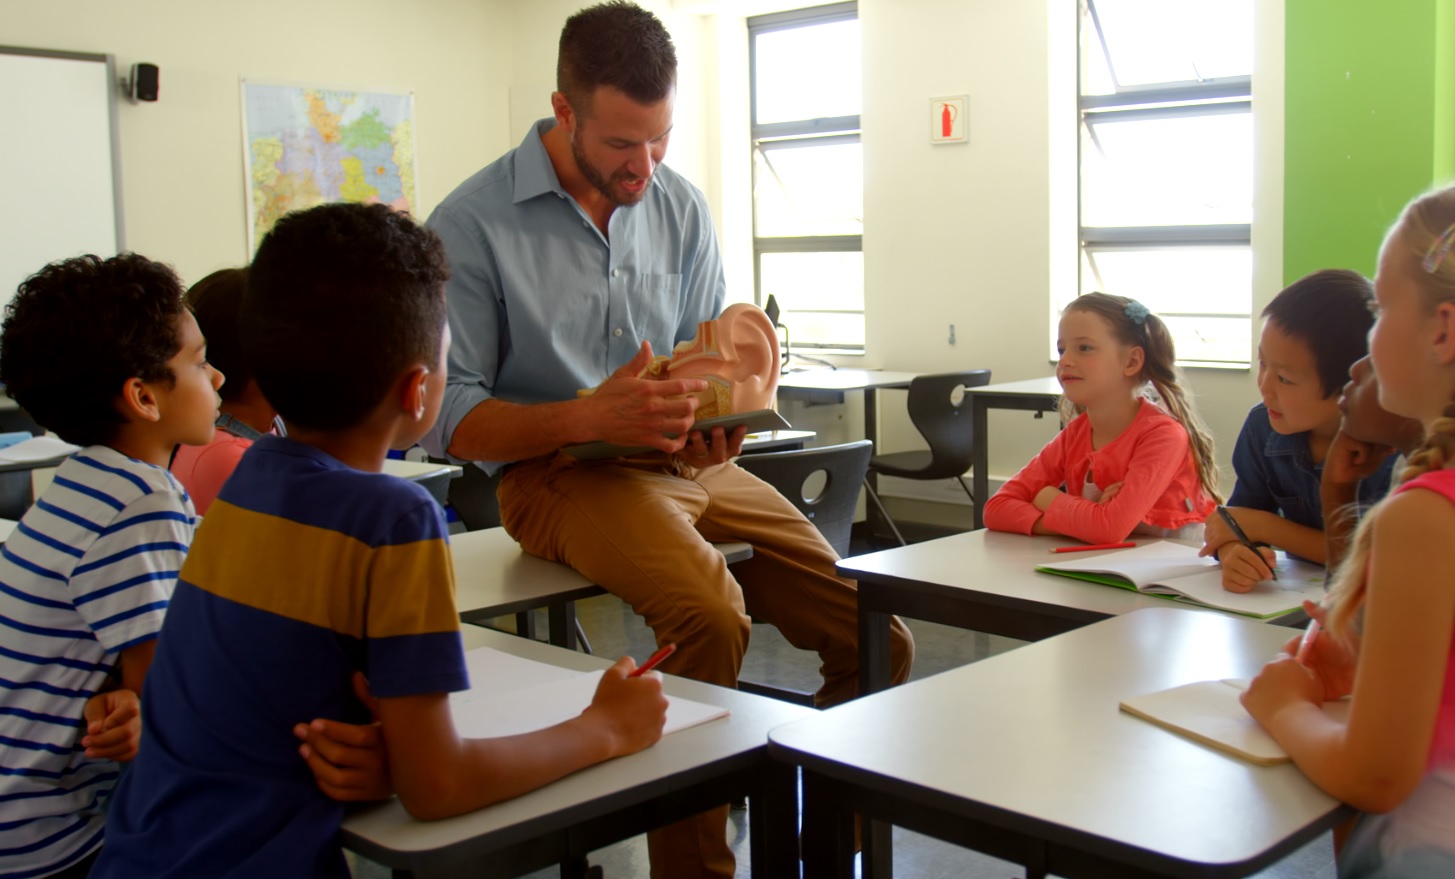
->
xmin=423 ymin=119 xmax=726 ymax=472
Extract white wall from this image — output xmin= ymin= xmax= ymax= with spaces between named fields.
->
xmin=757 ymin=0 xmax=1282 ymax=497
xmin=4 ymin=0 xmax=513 ymax=286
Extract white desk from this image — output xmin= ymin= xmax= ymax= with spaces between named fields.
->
xmin=778 ymin=369 xmax=919 ymax=535
xmin=382 ymin=458 xmax=464 ymax=507
xmin=965 ymin=376 xmax=1062 ymax=529
xmin=841 ymin=530 xmax=1302 ymax=693
xmin=451 ymin=528 xmax=754 ymax=650
xmin=739 ymin=428 xmax=816 ymax=454
xmin=342 ymin=626 xmax=812 ymax=878
xmin=772 ymin=607 xmax=1352 ymax=879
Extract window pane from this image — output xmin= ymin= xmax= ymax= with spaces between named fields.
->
xmin=753 ymin=19 xmax=861 ymax=125
xmin=1084 ymin=0 xmax=1252 ymax=91
xmin=754 ymin=141 xmax=863 ymax=237
xmin=1078 ymin=247 xmax=1251 ymax=363
xmin=760 ymin=251 xmax=863 ymax=348
xmin=1081 ymin=112 xmax=1252 ymax=226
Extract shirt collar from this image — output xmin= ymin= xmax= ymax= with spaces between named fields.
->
xmin=1261 ymin=422 xmax=1317 ymax=468
xmin=513 ymin=119 xmax=569 ymax=205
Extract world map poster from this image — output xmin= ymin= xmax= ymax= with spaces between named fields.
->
xmin=241 ymin=82 xmax=416 ymax=251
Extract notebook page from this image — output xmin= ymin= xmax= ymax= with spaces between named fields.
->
xmin=1041 ymin=540 xmax=1217 ymax=589
xmin=449 ymin=647 xmax=730 ymax=739
xmin=1147 ymin=558 xmax=1326 ymax=618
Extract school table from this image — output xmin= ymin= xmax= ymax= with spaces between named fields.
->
xmin=964 ymin=376 xmax=1063 ymax=529
xmin=777 ymin=369 xmax=919 ymax=535
xmin=382 ymin=458 xmax=464 ymax=507
xmin=340 ymin=625 xmax=811 ymax=879
xmin=739 ymin=428 xmax=817 ymax=454
xmin=772 ymin=607 xmax=1352 ymax=879
xmin=843 ymin=530 xmax=1302 ymax=694
xmin=451 ymin=527 xmax=754 ymax=651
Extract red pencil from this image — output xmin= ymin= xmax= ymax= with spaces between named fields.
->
xmin=1048 ymin=541 xmax=1136 ymax=554
xmin=629 ymin=643 xmax=677 ymax=677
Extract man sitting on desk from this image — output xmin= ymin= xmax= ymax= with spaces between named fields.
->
xmin=423 ymin=3 xmax=912 ymax=876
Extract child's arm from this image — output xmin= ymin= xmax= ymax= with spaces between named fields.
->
xmin=1320 ymin=429 xmax=1397 ymax=570
xmin=1242 ymin=488 xmax=1455 ymax=812
xmin=78 ymin=639 xmax=156 ymax=760
xmin=296 ymin=671 xmax=393 ymax=802
xmin=376 ymin=656 xmax=667 ymax=820
xmin=982 ymin=430 xmax=1071 ymax=535
xmin=1035 ymin=420 xmax=1190 ymax=544
xmin=1213 ymin=507 xmax=1327 ymax=564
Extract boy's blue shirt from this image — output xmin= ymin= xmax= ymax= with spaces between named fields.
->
xmin=1227 ymin=402 xmax=1394 ymax=531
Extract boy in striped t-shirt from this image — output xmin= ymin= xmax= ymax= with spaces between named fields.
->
xmin=0 ymin=254 xmax=224 ymax=879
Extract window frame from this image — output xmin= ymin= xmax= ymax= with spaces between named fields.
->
xmin=748 ymin=1 xmax=863 ymax=353
xmin=1076 ymin=0 xmax=1254 ymax=368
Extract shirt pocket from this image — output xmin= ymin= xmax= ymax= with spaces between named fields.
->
xmin=631 ymin=273 xmax=684 ymax=347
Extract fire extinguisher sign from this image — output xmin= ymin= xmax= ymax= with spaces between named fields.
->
xmin=930 ymin=95 xmax=968 ymax=145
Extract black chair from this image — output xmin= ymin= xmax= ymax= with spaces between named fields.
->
xmin=437 ymin=457 xmax=503 ymax=531
xmin=735 ymin=439 xmax=873 ymax=558
xmin=863 ymin=369 xmax=992 ymax=545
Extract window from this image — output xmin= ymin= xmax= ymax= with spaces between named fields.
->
xmin=749 ymin=2 xmax=862 ymax=352
xmin=1075 ymin=0 xmax=1254 ymax=366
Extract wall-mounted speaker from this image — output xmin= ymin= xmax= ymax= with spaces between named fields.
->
xmin=130 ymin=63 xmax=159 ymax=102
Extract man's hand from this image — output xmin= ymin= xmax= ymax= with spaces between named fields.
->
xmin=82 ymin=689 xmax=141 ymax=762
xmin=296 ymin=672 xmax=392 ymax=802
xmin=583 ymin=342 xmax=709 ymax=454
xmin=675 ymin=425 xmax=748 ymax=469
xmin=1323 ymin=430 xmax=1396 ymax=489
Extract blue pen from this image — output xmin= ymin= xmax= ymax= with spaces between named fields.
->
xmin=1216 ymin=505 xmax=1276 ymax=581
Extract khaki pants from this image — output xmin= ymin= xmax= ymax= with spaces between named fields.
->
xmin=499 ymin=452 xmax=914 ymax=879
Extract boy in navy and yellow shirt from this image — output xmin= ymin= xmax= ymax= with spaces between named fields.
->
xmin=94 ymin=203 xmax=667 ymax=878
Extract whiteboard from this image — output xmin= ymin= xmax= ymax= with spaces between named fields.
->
xmin=0 ymin=47 xmax=124 ymax=312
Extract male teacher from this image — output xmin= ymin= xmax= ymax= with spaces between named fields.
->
xmin=424 ymin=3 xmax=913 ymax=874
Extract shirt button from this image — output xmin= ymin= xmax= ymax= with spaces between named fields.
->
xmin=611 ymin=269 xmax=619 ymax=278
xmin=614 ymin=328 xmax=624 ymax=337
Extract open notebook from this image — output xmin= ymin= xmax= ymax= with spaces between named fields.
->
xmin=1035 ymin=540 xmax=1324 ymax=619
xmin=1120 ymin=679 xmax=1351 ymax=766
xmin=449 ymin=646 xmax=729 ymax=739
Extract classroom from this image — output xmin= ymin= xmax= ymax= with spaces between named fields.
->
xmin=3 ymin=0 xmax=1454 ymax=877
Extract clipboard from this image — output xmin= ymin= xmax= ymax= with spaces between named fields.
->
xmin=561 ymin=409 xmax=791 ymax=461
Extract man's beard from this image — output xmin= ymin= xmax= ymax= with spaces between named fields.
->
xmin=571 ymin=135 xmax=649 ymax=207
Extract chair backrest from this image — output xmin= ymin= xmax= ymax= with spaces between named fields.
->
xmin=432 ymin=457 xmax=503 ymax=531
xmin=904 ymin=369 xmax=992 ymax=479
xmin=736 ymin=439 xmax=873 ymax=557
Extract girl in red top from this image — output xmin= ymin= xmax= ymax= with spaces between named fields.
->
xmin=983 ymin=292 xmax=1220 ymax=544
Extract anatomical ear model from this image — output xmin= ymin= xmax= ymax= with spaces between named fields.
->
xmin=582 ymin=304 xmax=780 ymax=419
xmin=641 ymin=303 xmax=780 ymax=419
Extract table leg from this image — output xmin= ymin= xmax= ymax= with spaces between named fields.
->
xmin=862 ymin=818 xmax=893 ymax=879
xmin=515 ymin=610 xmax=537 ymax=641
xmin=801 ymin=771 xmax=857 ymax=879
xmin=858 ymin=592 xmax=892 ymax=696
xmin=972 ymin=397 xmax=989 ymax=530
xmin=748 ymin=761 xmax=799 ymax=878
xmin=547 ymin=602 xmax=579 ymax=650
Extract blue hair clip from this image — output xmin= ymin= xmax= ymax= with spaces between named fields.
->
xmin=1124 ymin=300 xmax=1150 ymax=326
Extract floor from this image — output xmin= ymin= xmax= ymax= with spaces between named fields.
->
xmin=349 ymin=523 xmax=1338 ymax=879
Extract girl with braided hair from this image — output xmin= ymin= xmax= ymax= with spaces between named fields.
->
xmin=1242 ymin=186 xmax=1455 ymax=876
xmin=983 ymin=292 xmax=1220 ymax=544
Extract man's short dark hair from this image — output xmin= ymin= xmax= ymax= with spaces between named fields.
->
xmin=0 ymin=254 xmax=186 ymax=447
xmin=1263 ymin=268 xmax=1376 ymax=398
xmin=186 ymin=268 xmax=251 ymax=404
xmin=245 ymin=203 xmax=449 ymax=432
xmin=558 ymin=1 xmax=677 ymax=112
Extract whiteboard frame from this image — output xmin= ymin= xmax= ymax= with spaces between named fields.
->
xmin=0 ymin=45 xmax=126 ymax=253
